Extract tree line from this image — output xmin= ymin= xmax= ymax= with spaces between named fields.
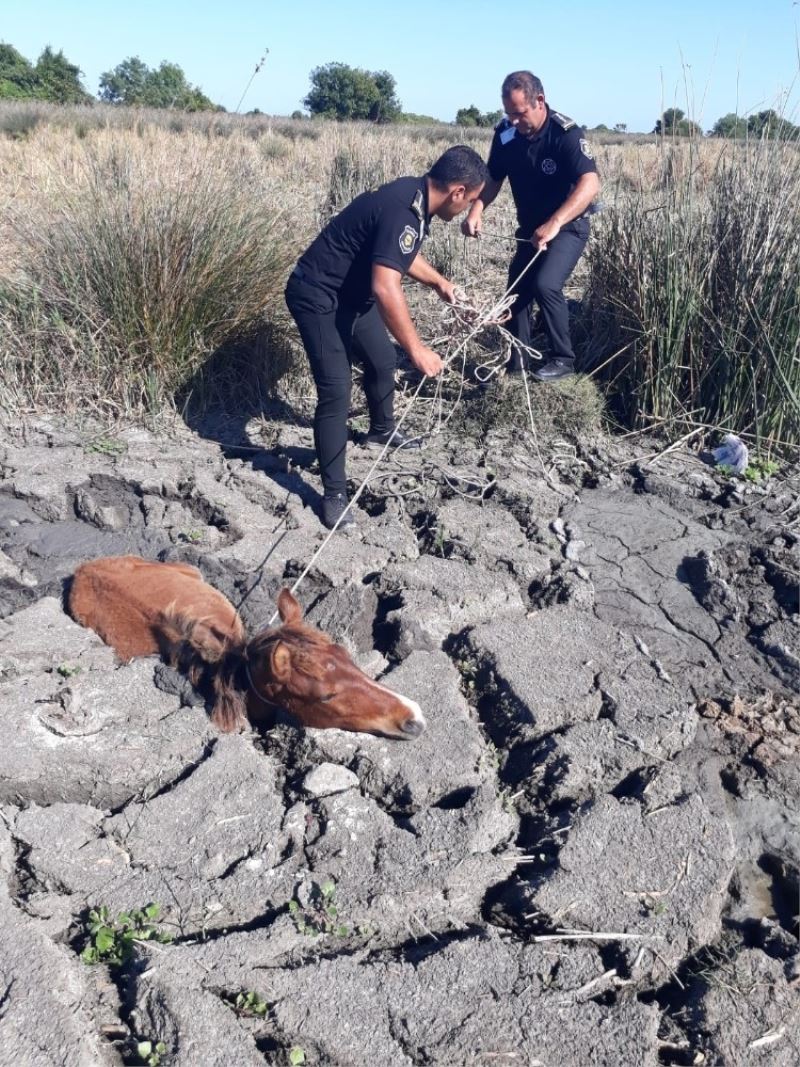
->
xmin=0 ymin=43 xmax=216 ymax=110
xmin=2 ymin=44 xmax=798 ymax=138
xmin=653 ymin=107 xmax=800 ymax=139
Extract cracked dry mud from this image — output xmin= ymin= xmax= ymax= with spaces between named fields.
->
xmin=0 ymin=411 xmax=798 ymax=1067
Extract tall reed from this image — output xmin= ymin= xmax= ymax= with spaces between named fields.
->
xmin=585 ymin=138 xmax=800 ymax=445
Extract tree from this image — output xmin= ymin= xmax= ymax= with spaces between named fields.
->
xmin=614 ymin=123 xmax=627 ymax=134
xmin=304 ymin=62 xmax=401 ymax=122
xmin=0 ymin=42 xmax=37 ymax=98
xmin=455 ymin=104 xmax=502 ymax=127
xmin=654 ymin=108 xmax=702 ymax=137
xmin=747 ymin=109 xmax=798 ymax=140
xmin=99 ymin=56 xmax=149 ymax=105
xmin=710 ymin=109 xmax=799 ymax=140
xmin=711 ymin=113 xmax=748 ymax=139
xmin=371 ymin=70 xmax=401 ymax=121
xmin=99 ymin=56 xmax=216 ymax=110
xmin=0 ymin=42 xmax=89 ymax=103
xmin=34 ymin=46 xmax=91 ymax=103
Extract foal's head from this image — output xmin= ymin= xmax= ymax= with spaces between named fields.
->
xmin=244 ymin=589 xmax=426 ymax=739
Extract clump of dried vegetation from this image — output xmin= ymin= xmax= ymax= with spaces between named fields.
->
xmin=0 ymin=105 xmax=797 ymax=448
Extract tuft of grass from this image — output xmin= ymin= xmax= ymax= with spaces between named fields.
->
xmin=288 ymin=879 xmax=349 ymax=938
xmin=0 ymin=105 xmax=43 ymax=140
xmin=0 ymin=135 xmax=300 ymax=417
xmin=452 ymin=371 xmax=605 ymax=441
xmin=325 ymin=147 xmax=388 ymax=221
xmin=232 ymin=990 xmax=269 ymax=1017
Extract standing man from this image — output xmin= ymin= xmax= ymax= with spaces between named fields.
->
xmin=286 ymin=145 xmax=488 ymax=530
xmin=462 ymin=71 xmax=600 ymax=381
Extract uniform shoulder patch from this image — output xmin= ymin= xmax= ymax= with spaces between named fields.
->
xmin=410 ymin=189 xmax=425 ymax=221
xmin=499 ymin=125 xmax=516 ymax=145
xmin=550 ymin=110 xmax=576 ymax=131
xmin=399 ymin=225 xmax=418 ymax=255
xmin=579 ymin=138 xmax=594 ymax=159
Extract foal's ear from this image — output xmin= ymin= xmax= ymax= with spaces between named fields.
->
xmin=277 ymin=588 xmax=302 ymax=625
xmin=269 ymin=640 xmax=292 ymax=682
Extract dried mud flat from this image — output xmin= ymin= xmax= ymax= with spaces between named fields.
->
xmin=0 ymin=406 xmax=798 ymax=1067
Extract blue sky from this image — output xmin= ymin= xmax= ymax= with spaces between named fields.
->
xmin=2 ymin=1 xmax=799 ymax=131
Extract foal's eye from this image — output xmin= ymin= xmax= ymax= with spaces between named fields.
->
xmin=326 ymin=661 xmax=336 ymax=671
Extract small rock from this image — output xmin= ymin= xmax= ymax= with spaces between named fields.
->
xmin=303 ymin=763 xmax=360 ymax=797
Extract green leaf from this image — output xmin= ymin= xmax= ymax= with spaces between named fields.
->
xmin=137 ymin=1042 xmax=153 ymax=1058
xmin=289 ymin=1048 xmax=306 ymax=1066
xmin=144 ymin=903 xmax=161 ymax=919
xmin=95 ymin=927 xmax=116 ymax=953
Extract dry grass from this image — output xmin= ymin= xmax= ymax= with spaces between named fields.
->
xmin=0 ymin=105 xmax=798 ymax=445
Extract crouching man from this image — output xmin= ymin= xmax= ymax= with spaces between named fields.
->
xmin=285 ymin=145 xmax=488 ymax=529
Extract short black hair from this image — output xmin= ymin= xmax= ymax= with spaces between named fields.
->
xmin=427 ymin=145 xmax=488 ymax=191
xmin=501 ymin=71 xmax=545 ymax=103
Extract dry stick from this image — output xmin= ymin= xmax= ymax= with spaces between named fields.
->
xmin=570 ymin=968 xmax=618 ymax=999
xmin=234 ymin=48 xmax=269 ymax=114
xmin=643 ymin=426 xmax=704 ymax=467
xmin=622 ymin=853 xmax=691 ymax=901
xmin=749 ymin=1028 xmax=787 ymax=1050
xmin=530 ymin=930 xmax=664 ymax=944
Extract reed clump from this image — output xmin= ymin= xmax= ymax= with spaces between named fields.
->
xmin=585 ymin=135 xmax=800 ymax=445
xmin=0 ymin=130 xmax=299 ymax=417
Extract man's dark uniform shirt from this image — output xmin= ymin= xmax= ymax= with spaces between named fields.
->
xmin=487 ymin=105 xmax=598 ymax=237
xmin=295 ymin=176 xmax=430 ymax=311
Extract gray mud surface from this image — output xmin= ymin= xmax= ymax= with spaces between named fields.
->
xmin=0 ymin=410 xmax=798 ymax=1066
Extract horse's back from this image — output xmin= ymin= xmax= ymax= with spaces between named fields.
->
xmin=69 ymin=555 xmax=241 ymax=661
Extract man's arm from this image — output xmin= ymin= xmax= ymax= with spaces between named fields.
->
xmin=371 ymin=264 xmax=443 ymax=376
xmin=461 ymin=175 xmax=504 ymax=237
xmin=405 ymin=254 xmax=456 ymax=304
xmin=532 ymin=171 xmax=600 ymax=249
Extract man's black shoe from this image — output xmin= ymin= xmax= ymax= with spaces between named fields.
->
xmin=532 ymin=358 xmax=576 ymax=382
xmin=321 ymin=493 xmax=355 ymax=530
xmin=364 ymin=427 xmax=422 ymax=450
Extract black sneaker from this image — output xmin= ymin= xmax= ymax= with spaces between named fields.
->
xmin=321 ymin=493 xmax=355 ymax=530
xmin=364 ymin=427 xmax=422 ymax=450
xmin=532 ymin=358 xmax=576 ymax=382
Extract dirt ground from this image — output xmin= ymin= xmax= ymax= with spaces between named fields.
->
xmin=0 ymin=383 xmax=798 ymax=1067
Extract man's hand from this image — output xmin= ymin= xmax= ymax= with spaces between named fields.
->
xmin=410 ymin=346 xmax=444 ymax=376
xmin=461 ymin=205 xmax=483 ymax=238
xmin=435 ymin=279 xmax=457 ymax=304
xmin=532 ymin=217 xmax=562 ymax=250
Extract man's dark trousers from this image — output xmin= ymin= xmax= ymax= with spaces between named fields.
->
xmin=505 ymin=220 xmax=589 ymax=369
xmin=285 ymin=273 xmax=396 ymax=497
